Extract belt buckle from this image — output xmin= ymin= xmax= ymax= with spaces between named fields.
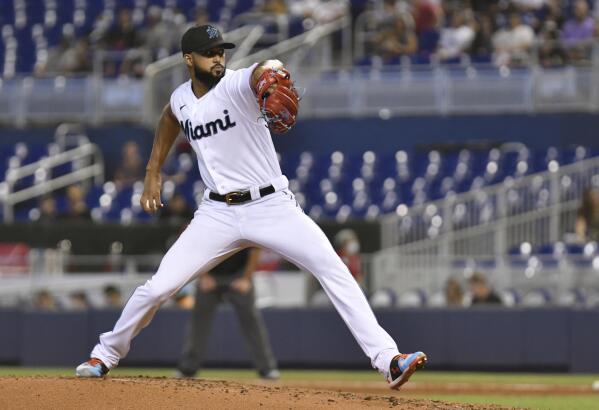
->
xmin=225 ymin=191 xmax=244 ymax=205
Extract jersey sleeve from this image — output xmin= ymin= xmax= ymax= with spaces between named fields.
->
xmin=223 ymin=63 xmax=260 ymax=120
xmin=169 ymin=87 xmax=183 ymax=124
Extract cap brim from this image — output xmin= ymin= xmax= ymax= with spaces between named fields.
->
xmin=185 ymin=42 xmax=236 ymax=54
xmin=201 ymin=42 xmax=235 ymax=51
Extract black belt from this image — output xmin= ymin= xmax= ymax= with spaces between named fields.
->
xmin=209 ymin=185 xmax=276 ymax=205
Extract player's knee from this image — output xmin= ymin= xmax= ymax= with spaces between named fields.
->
xmin=144 ymin=283 xmax=172 ymax=305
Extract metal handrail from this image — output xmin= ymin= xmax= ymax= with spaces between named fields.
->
xmin=1 ymin=143 xmax=105 ymax=223
xmin=381 ymin=155 xmax=599 ymax=248
xmin=229 ymin=12 xmax=290 ymax=44
xmin=229 ymin=15 xmax=351 ymax=70
xmin=229 ymin=25 xmax=266 ymax=63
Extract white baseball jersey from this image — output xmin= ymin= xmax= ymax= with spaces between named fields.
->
xmin=169 ymin=63 xmax=282 ymax=194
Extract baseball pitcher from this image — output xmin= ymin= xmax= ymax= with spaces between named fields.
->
xmin=76 ymin=25 xmax=426 ymax=389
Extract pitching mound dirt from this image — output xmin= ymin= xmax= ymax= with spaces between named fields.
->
xmin=0 ymin=376 xmax=511 ymax=410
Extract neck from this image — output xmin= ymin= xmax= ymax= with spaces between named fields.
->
xmin=190 ymin=78 xmax=211 ymax=99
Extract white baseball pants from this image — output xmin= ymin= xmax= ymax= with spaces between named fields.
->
xmin=91 ymin=188 xmax=399 ymax=374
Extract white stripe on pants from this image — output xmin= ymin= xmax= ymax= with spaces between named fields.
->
xmin=91 ymin=190 xmax=399 ymax=373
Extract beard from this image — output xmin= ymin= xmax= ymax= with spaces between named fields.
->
xmin=193 ymin=63 xmax=225 ymax=88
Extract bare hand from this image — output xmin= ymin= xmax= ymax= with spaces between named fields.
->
xmin=230 ymin=277 xmax=252 ymax=294
xmin=140 ymin=172 xmax=164 ymax=214
xmin=199 ymin=274 xmax=217 ymax=293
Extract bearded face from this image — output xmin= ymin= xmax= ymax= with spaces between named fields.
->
xmin=192 ymin=60 xmax=225 ymax=88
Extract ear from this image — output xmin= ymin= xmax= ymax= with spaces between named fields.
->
xmin=183 ymin=53 xmax=193 ymax=68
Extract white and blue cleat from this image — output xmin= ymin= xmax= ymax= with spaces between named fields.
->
xmin=75 ymin=358 xmax=109 ymax=377
xmin=387 ymin=351 xmax=428 ymax=390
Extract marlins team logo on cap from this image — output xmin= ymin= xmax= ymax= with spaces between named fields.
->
xmin=206 ymin=25 xmax=219 ymax=39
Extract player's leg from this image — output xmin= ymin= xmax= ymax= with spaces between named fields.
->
xmin=242 ymin=192 xmax=426 ymax=387
xmin=79 ymin=205 xmax=242 ymax=373
xmin=226 ymin=287 xmax=278 ymax=378
xmin=177 ymin=288 xmax=221 ymax=377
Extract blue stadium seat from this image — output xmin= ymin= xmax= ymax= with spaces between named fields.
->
xmin=86 ymin=184 xmax=104 ymax=209
xmin=522 ymin=288 xmax=553 ymax=306
xmin=508 ymin=242 xmax=533 ymax=268
xmin=233 ymin=0 xmax=255 ymax=16
xmin=15 ymin=29 xmax=36 ymax=73
xmin=26 ymin=0 xmax=47 ymax=26
xmin=118 ymin=0 xmax=137 ymax=10
xmin=536 ymin=242 xmax=566 ymax=268
xmin=0 ymin=1 xmax=15 ymax=26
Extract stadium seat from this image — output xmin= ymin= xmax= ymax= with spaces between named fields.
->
xmin=369 ymin=288 xmax=397 ymax=308
xmin=521 ymin=288 xmax=553 ymax=307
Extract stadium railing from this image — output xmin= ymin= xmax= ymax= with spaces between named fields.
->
xmin=1 ymin=26 xmax=599 ymax=126
xmin=379 ymin=153 xmax=599 ymax=248
xmin=1 ymin=136 xmax=104 ymax=223
xmin=372 ymin=156 xmax=599 ymax=305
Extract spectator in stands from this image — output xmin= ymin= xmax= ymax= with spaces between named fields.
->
xmin=469 ymin=14 xmax=495 ymax=63
xmin=69 ymin=291 xmax=91 ymax=311
xmin=445 ymin=277 xmax=464 ymax=307
xmin=103 ymin=285 xmax=122 ymax=308
xmin=542 ymin=0 xmax=565 ymax=30
xmin=173 ymin=284 xmax=195 ymax=309
xmin=436 ymin=9 xmax=475 ymax=62
xmin=36 ymin=31 xmax=90 ymax=76
xmin=33 ymin=289 xmax=59 ymax=311
xmin=492 ymin=12 xmax=535 ymax=66
xmin=538 ymin=19 xmax=568 ymax=67
xmin=114 ymin=141 xmax=144 ymax=189
xmin=192 ymin=7 xmax=211 ymax=26
xmin=160 ymin=193 xmax=193 ymax=224
xmin=37 ymin=195 xmax=58 ymax=223
xmin=144 ymin=6 xmax=175 ymax=60
xmin=469 ymin=0 xmax=501 ymax=15
xmin=413 ymin=0 xmax=442 ymax=35
xmin=511 ymin=0 xmax=546 ymax=11
xmin=262 ymin=0 xmax=288 ymax=15
xmin=334 ymin=229 xmax=363 ymax=284
xmin=468 ymin=272 xmax=502 ymax=305
xmin=411 ymin=0 xmax=441 ymax=60
xmin=289 ymin=0 xmax=349 ymax=24
xmin=103 ymin=9 xmax=143 ymax=51
xmin=374 ymin=13 xmax=418 ymax=63
xmin=61 ymin=184 xmax=91 ymax=220
xmin=43 ymin=34 xmax=74 ymax=74
xmin=562 ymin=0 xmax=596 ymax=63
xmin=101 ymin=8 xmax=145 ymax=77
xmin=176 ymin=8 xmax=219 ymax=57
xmin=68 ymin=38 xmax=93 ymax=74
xmin=576 ymin=188 xmax=599 ymax=241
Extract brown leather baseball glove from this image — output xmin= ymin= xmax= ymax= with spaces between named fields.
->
xmin=254 ymin=68 xmax=300 ymax=134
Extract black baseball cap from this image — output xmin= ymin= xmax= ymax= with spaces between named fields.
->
xmin=181 ymin=25 xmax=235 ymax=55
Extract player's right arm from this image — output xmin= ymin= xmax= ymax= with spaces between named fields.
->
xmin=140 ymin=103 xmax=180 ymax=214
